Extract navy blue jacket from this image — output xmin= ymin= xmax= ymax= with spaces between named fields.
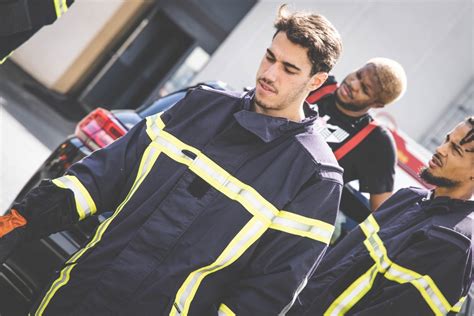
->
xmin=290 ymin=187 xmax=473 ymax=315
xmin=25 ymin=86 xmax=342 ymax=315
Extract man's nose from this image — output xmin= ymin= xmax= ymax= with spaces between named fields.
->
xmin=263 ymin=63 xmax=278 ymax=82
xmin=348 ymin=78 xmax=360 ymax=92
xmin=436 ymin=143 xmax=448 ymax=157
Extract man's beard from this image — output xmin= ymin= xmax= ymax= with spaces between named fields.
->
xmin=335 ymin=88 xmax=370 ymax=112
xmin=254 ymin=78 xmax=308 ymax=112
xmin=254 ymin=95 xmax=273 ymax=111
xmin=419 ymin=167 xmax=459 ymax=188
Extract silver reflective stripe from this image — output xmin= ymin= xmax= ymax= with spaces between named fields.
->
xmin=415 ymin=278 xmax=448 ymax=314
xmin=366 ymin=235 xmax=390 ymax=271
xmin=386 ymin=266 xmax=412 ymax=283
xmin=361 ymin=216 xmax=378 ymax=235
xmin=176 ymin=220 xmax=266 ymax=314
xmin=239 ymin=188 xmax=276 ymax=221
xmin=60 ymin=176 xmax=94 ymax=218
xmin=272 ymin=217 xmax=332 ymax=241
xmin=149 ymin=117 xmax=162 ymax=140
xmin=330 ymin=266 xmax=378 ymax=315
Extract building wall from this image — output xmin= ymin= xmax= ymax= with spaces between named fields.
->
xmin=193 ymin=0 xmax=473 ymax=141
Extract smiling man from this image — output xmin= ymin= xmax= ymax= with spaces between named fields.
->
xmin=0 ymin=5 xmax=344 ymax=315
xmin=290 ymin=118 xmax=474 ymax=315
xmin=308 ymin=58 xmax=407 ymax=212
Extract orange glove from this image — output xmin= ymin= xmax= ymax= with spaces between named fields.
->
xmin=0 ymin=209 xmax=27 ymax=238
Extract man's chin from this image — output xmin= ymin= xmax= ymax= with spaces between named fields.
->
xmin=419 ymin=167 xmax=458 ymax=188
xmin=254 ymin=96 xmax=273 ymax=110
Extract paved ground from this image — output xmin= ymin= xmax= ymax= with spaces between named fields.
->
xmin=0 ymin=62 xmax=75 ymax=212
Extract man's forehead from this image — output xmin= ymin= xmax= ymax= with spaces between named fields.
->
xmin=362 ymin=63 xmax=383 ymax=91
xmin=269 ymin=32 xmax=312 ymax=69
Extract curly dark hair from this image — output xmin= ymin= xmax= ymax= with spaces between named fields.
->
xmin=274 ymin=4 xmax=342 ymax=75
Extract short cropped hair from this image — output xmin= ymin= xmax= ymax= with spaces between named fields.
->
xmin=366 ymin=57 xmax=407 ymax=105
xmin=274 ymin=4 xmax=342 ymax=75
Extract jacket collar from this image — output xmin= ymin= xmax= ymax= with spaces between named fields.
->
xmin=421 ymin=191 xmax=474 ymax=213
xmin=233 ymin=89 xmax=318 ymax=143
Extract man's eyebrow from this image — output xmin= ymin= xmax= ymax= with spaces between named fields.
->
xmin=266 ymin=48 xmax=275 ymax=59
xmin=266 ymin=49 xmax=301 ymax=72
xmin=447 ymin=134 xmax=465 ymax=154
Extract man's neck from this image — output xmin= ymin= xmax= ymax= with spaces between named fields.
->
xmin=433 ymin=186 xmax=473 ymax=201
xmin=335 ymin=101 xmax=370 ymax=118
xmin=252 ymin=101 xmax=305 ymax=122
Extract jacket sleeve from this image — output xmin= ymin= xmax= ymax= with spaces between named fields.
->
xmin=353 ymin=226 xmax=472 ymax=316
xmin=217 ymin=176 xmax=342 ymax=315
xmin=6 ymin=119 xmax=151 ymax=241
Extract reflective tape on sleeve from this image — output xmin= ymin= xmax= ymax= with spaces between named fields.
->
xmin=54 ymin=0 xmax=69 ymax=18
xmin=218 ymin=303 xmax=236 ymax=316
xmin=52 ymin=175 xmax=97 ymax=220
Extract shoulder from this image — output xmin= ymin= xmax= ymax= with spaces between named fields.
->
xmin=388 ymin=187 xmax=430 ymax=202
xmin=191 ymin=84 xmax=245 ymax=100
xmin=375 ymin=187 xmax=429 ymax=216
xmin=368 ymin=123 xmax=395 ymax=146
xmin=430 ymin=208 xmax=473 ymax=242
xmin=294 ymin=131 xmax=343 ymax=184
xmin=426 ymin=223 xmax=471 ymax=253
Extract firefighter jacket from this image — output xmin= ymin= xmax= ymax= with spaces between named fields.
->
xmin=290 ymin=187 xmax=473 ymax=316
xmin=12 ymin=86 xmax=343 ymax=315
xmin=0 ymin=0 xmax=74 ymax=62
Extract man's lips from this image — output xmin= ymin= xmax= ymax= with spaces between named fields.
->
xmin=340 ymin=83 xmax=352 ymax=99
xmin=429 ymin=154 xmax=442 ymax=168
xmin=258 ymin=80 xmax=277 ymax=94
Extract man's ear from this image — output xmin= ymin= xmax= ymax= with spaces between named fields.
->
xmin=308 ymin=72 xmax=329 ymax=91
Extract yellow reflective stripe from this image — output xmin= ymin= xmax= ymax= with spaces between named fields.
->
xmin=53 ymin=0 xmax=68 ymax=18
xmin=35 ymin=144 xmax=161 ymax=315
xmin=270 ymin=211 xmax=334 ymax=244
xmin=146 ymin=112 xmax=165 ymax=140
xmin=52 ymin=175 xmax=97 ymax=220
xmin=324 ymin=264 xmax=378 ymax=315
xmin=359 ymin=214 xmax=380 ymax=236
xmin=146 ymin=114 xmax=334 ymax=242
xmin=363 ymin=233 xmax=391 ymax=272
xmin=171 ymin=217 xmax=267 ymax=315
xmin=34 ymin=263 xmax=77 ymax=315
xmin=0 ymin=51 xmax=13 ymax=64
xmin=411 ymin=275 xmax=450 ymax=315
xmin=451 ymin=296 xmax=466 ymax=313
xmin=218 ymin=303 xmax=236 ymax=316
xmin=328 ymin=214 xmax=455 ymax=315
